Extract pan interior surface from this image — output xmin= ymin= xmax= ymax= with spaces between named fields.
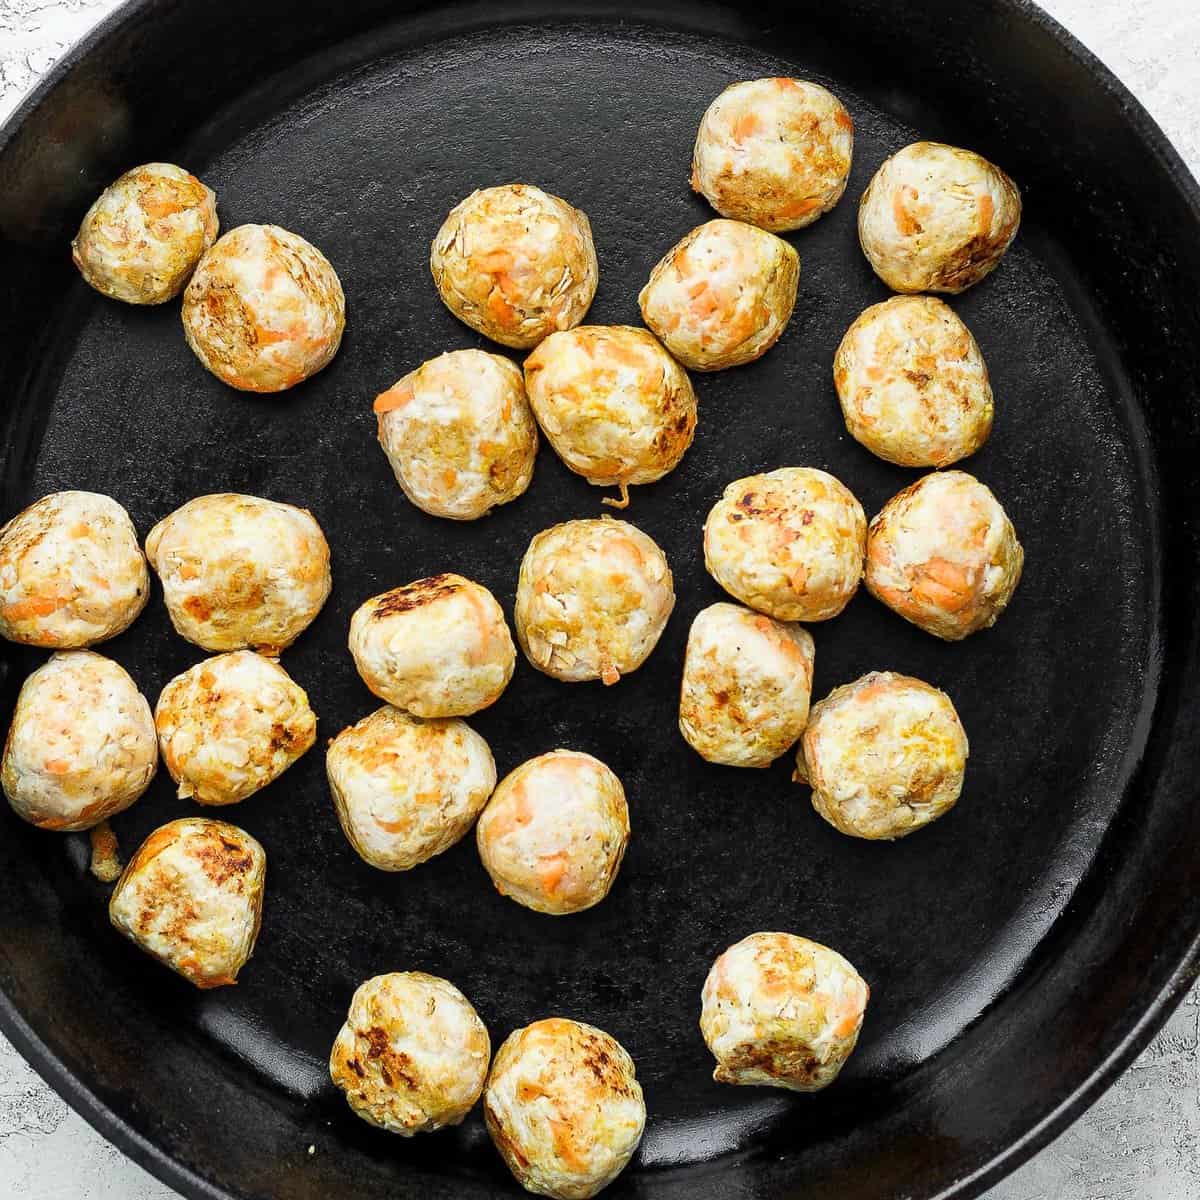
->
xmin=1 ymin=5 xmax=1196 ymax=1200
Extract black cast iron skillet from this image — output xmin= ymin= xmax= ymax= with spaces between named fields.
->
xmin=2 ymin=1 xmax=1199 ymax=1197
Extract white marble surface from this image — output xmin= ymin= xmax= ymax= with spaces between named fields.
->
xmin=0 ymin=1 xmax=1197 ymax=1196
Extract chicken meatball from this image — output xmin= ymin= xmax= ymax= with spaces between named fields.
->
xmin=109 ymin=817 xmax=265 ymax=987
xmin=2 ymin=651 xmax=156 ymax=831
xmin=704 ymin=468 xmax=866 ymax=622
xmin=796 ymin=671 xmax=968 ymax=839
xmin=858 ymin=141 xmax=1021 ymax=294
xmin=692 ymin=78 xmax=853 ymax=232
xmin=349 ymin=575 xmax=515 ymax=717
xmin=700 ymin=931 xmax=869 ymax=1091
xmin=0 ymin=491 xmax=148 ymax=648
xmin=515 ymin=518 xmax=674 ymax=685
xmin=430 ymin=184 xmax=598 ymax=349
xmin=476 ymin=750 xmax=629 ymax=916
xmin=679 ymin=603 xmax=814 ymax=768
xmin=72 ymin=162 xmax=218 ymax=304
xmin=834 ymin=295 xmax=993 ymax=467
xmin=145 ymin=493 xmax=331 ymax=654
xmin=330 ymin=972 xmax=490 ymax=1135
xmin=485 ymin=1018 xmax=645 ymax=1200
xmin=524 ymin=326 xmax=697 ymax=507
xmin=638 ymin=220 xmax=799 ymax=371
xmin=327 ymin=706 xmax=496 ymax=871
xmin=374 ymin=349 xmax=538 ymax=520
xmin=155 ymin=651 xmax=316 ymax=806
xmin=181 ymin=223 xmax=345 ymax=391
xmin=865 ymin=470 xmax=1023 ymax=640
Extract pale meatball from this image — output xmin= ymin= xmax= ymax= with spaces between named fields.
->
xmin=834 ymin=295 xmax=993 ymax=467
xmin=704 ymin=468 xmax=866 ymax=622
xmin=692 ymin=78 xmax=853 ymax=232
xmin=109 ymin=817 xmax=265 ymax=988
xmin=2 ymin=651 xmax=156 ymax=831
xmin=430 ymin=184 xmax=598 ymax=349
xmin=476 ymin=750 xmax=629 ymax=916
xmin=374 ymin=349 xmax=538 ymax=520
xmin=679 ymin=603 xmax=814 ymax=768
xmin=182 ymin=223 xmax=345 ymax=392
xmin=329 ymin=972 xmax=490 ymax=1135
xmin=865 ymin=470 xmax=1023 ymax=640
xmin=72 ymin=162 xmax=218 ymax=304
xmin=0 ymin=491 xmax=148 ymax=648
xmin=349 ymin=575 xmax=515 ymax=717
xmin=700 ymin=932 xmax=869 ymax=1091
xmin=638 ymin=220 xmax=799 ymax=371
xmin=155 ymin=651 xmax=316 ymax=805
xmin=327 ymin=706 xmax=496 ymax=871
xmin=145 ymin=493 xmax=331 ymax=654
xmin=524 ymin=326 xmax=697 ymax=508
xmin=515 ymin=518 xmax=674 ymax=685
xmin=485 ymin=1018 xmax=645 ymax=1200
xmin=795 ymin=671 xmax=968 ymax=839
xmin=858 ymin=141 xmax=1022 ymax=294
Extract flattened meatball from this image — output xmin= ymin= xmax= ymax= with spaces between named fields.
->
xmin=374 ymin=349 xmax=538 ymax=520
xmin=2 ymin=651 xmax=156 ymax=831
xmin=156 ymin=651 xmax=316 ymax=805
xmin=145 ymin=493 xmax=331 ymax=654
xmin=692 ymin=78 xmax=853 ymax=231
xmin=327 ymin=706 xmax=496 ymax=871
xmin=330 ymin=972 xmax=491 ymax=1135
xmin=700 ymin=931 xmax=868 ymax=1091
xmin=485 ymin=1018 xmax=645 ymax=1200
xmin=182 ymin=223 xmax=345 ymax=391
xmin=431 ymin=184 xmax=598 ymax=349
xmin=865 ymin=470 xmax=1023 ymax=640
xmin=72 ymin=162 xmax=218 ymax=304
xmin=704 ymin=468 xmax=866 ymax=622
xmin=349 ymin=575 xmax=515 ymax=718
xmin=515 ymin=518 xmax=674 ymax=685
xmin=638 ymin=219 xmax=799 ymax=371
xmin=109 ymin=817 xmax=266 ymax=988
xmin=858 ymin=141 xmax=1021 ymax=293
xmin=0 ymin=491 xmax=148 ymax=648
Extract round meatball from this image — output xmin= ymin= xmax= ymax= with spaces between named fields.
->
xmin=692 ymin=78 xmax=853 ymax=232
xmin=145 ymin=493 xmax=331 ymax=654
xmin=72 ymin=162 xmax=218 ymax=304
xmin=476 ymin=750 xmax=629 ymax=916
xmin=524 ymin=326 xmax=697 ymax=507
xmin=374 ymin=349 xmax=538 ymax=520
xmin=2 ymin=651 xmax=156 ymax=831
xmin=796 ymin=671 xmax=968 ymax=839
xmin=430 ymin=184 xmax=598 ymax=349
xmin=330 ymin=972 xmax=490 ymax=1135
xmin=0 ymin=491 xmax=148 ymax=648
xmin=700 ymin=931 xmax=869 ymax=1091
xmin=349 ymin=574 xmax=515 ymax=718
xmin=182 ymin=223 xmax=345 ymax=391
xmin=865 ymin=470 xmax=1023 ymax=640
xmin=515 ymin=518 xmax=674 ymax=685
xmin=109 ymin=817 xmax=266 ymax=988
xmin=858 ymin=141 xmax=1021 ymax=294
xmin=638 ymin=219 xmax=799 ymax=371
xmin=679 ymin=603 xmax=814 ymax=768
xmin=485 ymin=1018 xmax=645 ymax=1200
xmin=704 ymin=468 xmax=866 ymax=622
xmin=327 ymin=706 xmax=496 ymax=871
xmin=834 ymin=295 xmax=993 ymax=467
xmin=155 ymin=651 xmax=316 ymax=806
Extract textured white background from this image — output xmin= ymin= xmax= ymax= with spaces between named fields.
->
xmin=1 ymin=1 xmax=1198 ymax=1196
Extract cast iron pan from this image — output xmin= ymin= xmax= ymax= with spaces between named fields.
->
xmin=2 ymin=1 xmax=1199 ymax=1197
